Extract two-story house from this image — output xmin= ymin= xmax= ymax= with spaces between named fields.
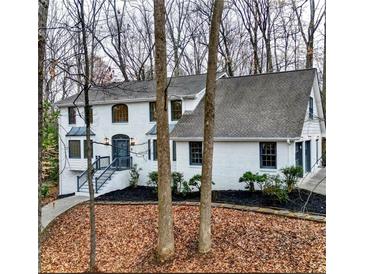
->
xmin=56 ymin=69 xmax=325 ymax=196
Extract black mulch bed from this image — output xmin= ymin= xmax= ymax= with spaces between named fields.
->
xmin=96 ymin=186 xmax=326 ymax=215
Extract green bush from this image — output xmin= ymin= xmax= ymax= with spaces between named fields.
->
xmin=129 ymin=164 xmax=142 ymax=188
xmin=188 ymin=174 xmax=215 ymax=192
xmin=171 ymin=172 xmax=190 ymax=196
xmin=262 ymin=175 xmax=289 ymax=203
xmin=147 ymin=171 xmax=158 ymax=190
xmin=281 ymin=166 xmax=303 ymax=192
xmin=239 ymin=171 xmax=267 ymax=192
xmin=41 ymin=184 xmax=49 ymax=198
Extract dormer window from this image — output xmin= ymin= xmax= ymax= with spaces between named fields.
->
xmin=112 ymin=104 xmax=128 ymax=123
xmin=68 ymin=107 xmax=76 ymax=124
xmin=171 ymin=100 xmax=182 ymax=121
xmin=309 ymin=97 xmax=314 ymax=120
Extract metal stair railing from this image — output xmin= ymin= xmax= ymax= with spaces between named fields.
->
xmin=95 ymin=156 xmax=133 ymax=193
xmin=77 ymin=156 xmax=110 ymax=192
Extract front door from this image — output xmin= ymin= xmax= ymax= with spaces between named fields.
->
xmin=112 ymin=134 xmax=130 ymax=169
xmin=295 ymin=142 xmax=303 ymax=177
xmin=305 ymin=140 xmax=311 ymax=173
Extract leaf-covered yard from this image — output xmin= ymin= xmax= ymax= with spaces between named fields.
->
xmin=41 ymin=204 xmax=325 ymax=273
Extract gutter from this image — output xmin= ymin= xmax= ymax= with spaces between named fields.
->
xmin=170 ymin=137 xmax=301 ymax=142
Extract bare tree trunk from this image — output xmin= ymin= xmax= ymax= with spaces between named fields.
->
xmin=154 ymin=0 xmax=175 ymax=262
xmin=322 ymin=15 xmax=326 ymax=121
xmin=199 ymin=0 xmax=224 ymax=254
xmin=79 ymin=0 xmax=96 ymax=271
xmin=38 ymin=0 xmax=49 ymax=272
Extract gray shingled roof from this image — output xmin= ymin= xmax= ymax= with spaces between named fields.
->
xmin=56 ymin=73 xmax=225 ymax=107
xmin=66 ymin=127 xmax=95 ymax=136
xmin=171 ymin=69 xmax=316 ymax=139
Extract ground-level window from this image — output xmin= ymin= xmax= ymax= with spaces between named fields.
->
xmin=260 ymin=142 xmax=277 ymax=169
xmin=149 ymin=102 xmax=156 ymax=122
xmin=171 ymin=100 xmax=182 ymax=121
xmin=153 ymin=139 xmax=157 ymax=161
xmin=83 ymin=139 xmax=93 ymax=159
xmin=189 ymin=141 xmax=202 ymax=165
xmin=68 ymin=107 xmax=76 ymax=124
xmin=172 ymin=141 xmax=176 ymax=161
xmin=69 ymin=140 xmax=81 ymax=158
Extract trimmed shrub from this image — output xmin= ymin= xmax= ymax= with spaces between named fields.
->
xmin=239 ymin=171 xmax=267 ymax=192
xmin=281 ymin=166 xmax=303 ymax=192
xmin=171 ymin=172 xmax=190 ymax=196
xmin=188 ymin=174 xmax=215 ymax=192
xmin=147 ymin=171 xmax=158 ymax=190
xmin=129 ymin=164 xmax=142 ymax=188
xmin=262 ymin=175 xmax=289 ymax=203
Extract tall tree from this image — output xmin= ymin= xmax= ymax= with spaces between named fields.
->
xmin=199 ymin=0 xmax=224 ymax=254
xmin=153 ymin=0 xmax=175 ymax=262
xmin=292 ymin=0 xmax=325 ymax=68
xmin=38 ymin=0 xmax=49 ymax=272
xmin=78 ymin=0 xmax=97 ymax=270
xmin=321 ymin=8 xmax=326 ymax=120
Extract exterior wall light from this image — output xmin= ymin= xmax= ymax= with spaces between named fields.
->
xmin=103 ymin=137 xmax=110 ymax=145
xmin=130 ymin=137 xmax=136 ymax=146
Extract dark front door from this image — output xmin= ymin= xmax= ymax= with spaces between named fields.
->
xmin=305 ymin=140 xmax=311 ymax=173
xmin=295 ymin=142 xmax=303 ymax=177
xmin=112 ymin=134 xmax=130 ymax=169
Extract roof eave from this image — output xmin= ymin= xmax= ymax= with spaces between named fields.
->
xmin=56 ymin=94 xmax=197 ymax=108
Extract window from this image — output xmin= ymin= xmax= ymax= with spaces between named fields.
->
xmin=149 ymin=102 xmax=156 ymax=122
xmin=68 ymin=107 xmax=76 ymax=124
xmin=189 ymin=141 xmax=202 ymax=165
xmin=85 ymin=106 xmax=93 ymax=124
xmin=171 ymin=100 xmax=182 ymax=121
xmin=309 ymin=97 xmax=314 ymax=120
xmin=83 ymin=139 xmax=93 ymax=159
xmin=153 ymin=140 xmax=157 ymax=161
xmin=148 ymin=139 xmax=151 ymax=160
xmin=172 ymin=141 xmax=176 ymax=161
xmin=260 ymin=142 xmax=277 ymax=169
xmin=112 ymin=104 xmax=128 ymax=123
xmin=69 ymin=140 xmax=81 ymax=158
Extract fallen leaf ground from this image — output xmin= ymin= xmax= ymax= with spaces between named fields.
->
xmin=41 ymin=204 xmax=325 ymax=273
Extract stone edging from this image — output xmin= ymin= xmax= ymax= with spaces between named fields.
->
xmin=93 ymin=201 xmax=326 ymax=223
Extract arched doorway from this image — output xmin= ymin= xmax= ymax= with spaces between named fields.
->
xmin=111 ymin=134 xmax=130 ymax=169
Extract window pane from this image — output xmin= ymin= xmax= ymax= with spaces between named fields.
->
xmin=68 ymin=107 xmax=76 ymax=124
xmin=148 ymin=139 xmax=151 ymax=160
xmin=190 ymin=142 xmax=202 ymax=165
xmin=112 ymin=104 xmax=128 ymax=122
xmin=149 ymin=102 xmax=156 ymax=122
xmin=171 ymin=100 xmax=182 ymax=121
xmin=69 ymin=140 xmax=81 ymax=158
xmin=83 ymin=140 xmax=93 ymax=159
xmin=172 ymin=141 xmax=176 ymax=161
xmin=260 ymin=142 xmax=276 ymax=168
